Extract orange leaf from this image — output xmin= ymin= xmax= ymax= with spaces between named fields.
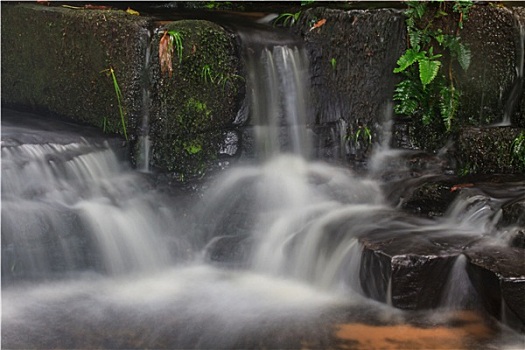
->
xmin=309 ymin=18 xmax=326 ymax=31
xmin=159 ymin=31 xmax=173 ymax=77
xmin=450 ymin=183 xmax=474 ymax=192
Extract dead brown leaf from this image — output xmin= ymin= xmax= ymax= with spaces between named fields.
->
xmin=159 ymin=30 xmax=173 ymax=77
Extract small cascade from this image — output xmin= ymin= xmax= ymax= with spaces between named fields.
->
xmin=499 ymin=14 xmax=524 ymax=126
xmin=137 ymin=29 xmax=153 ymax=172
xmin=1 ymin=113 xmax=180 ymax=280
xmin=439 ymin=255 xmax=476 ymax=310
xmin=368 ymin=101 xmax=411 ymax=177
xmin=386 ymin=277 xmax=393 ymax=307
xmin=240 ymin=32 xmax=312 ymax=159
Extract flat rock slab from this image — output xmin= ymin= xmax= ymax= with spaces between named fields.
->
xmin=359 ymin=233 xmax=525 ymax=331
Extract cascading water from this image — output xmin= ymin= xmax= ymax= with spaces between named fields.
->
xmin=2 ymin=29 xmax=524 ymax=349
xmin=499 ymin=14 xmax=524 ymax=126
xmin=137 ymin=29 xmax=153 ymax=173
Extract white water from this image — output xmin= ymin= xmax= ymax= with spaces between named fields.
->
xmin=439 ymin=254 xmax=476 ymax=310
xmin=499 ymin=14 xmax=524 ymax=126
xmin=2 ymin=41 xmax=524 ymax=348
xmin=244 ymin=44 xmax=312 ymax=158
xmin=137 ymin=29 xmax=153 ymax=172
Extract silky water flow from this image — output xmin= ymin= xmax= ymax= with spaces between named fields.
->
xmin=2 ymin=41 xmax=524 ymax=348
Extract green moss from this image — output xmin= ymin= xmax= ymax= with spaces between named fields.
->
xmin=457 ymin=127 xmax=524 ymax=174
xmin=1 ymin=3 xmax=151 ymax=139
xmin=150 ymin=19 xmax=243 ymax=179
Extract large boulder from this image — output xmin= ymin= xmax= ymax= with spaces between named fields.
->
xmin=148 ymin=20 xmax=244 ymax=177
xmin=1 ymin=3 xmax=245 ymax=180
xmin=1 ymin=4 xmax=150 ymax=136
xmin=293 ymin=7 xmax=406 ymax=160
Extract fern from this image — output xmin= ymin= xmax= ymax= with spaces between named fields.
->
xmin=394 ymin=48 xmax=425 ymax=73
xmin=455 ymin=42 xmax=471 ymax=71
xmin=393 ymin=79 xmax=422 ymax=115
xmin=393 ymin=0 xmax=472 ymax=132
xmin=418 ymin=58 xmax=441 ymax=86
xmin=439 ymin=84 xmax=460 ymax=131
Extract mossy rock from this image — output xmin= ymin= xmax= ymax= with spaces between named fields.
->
xmin=1 ymin=3 xmax=151 ymax=138
xmin=149 ymin=19 xmax=244 ymax=178
xmin=457 ymin=126 xmax=524 ymax=175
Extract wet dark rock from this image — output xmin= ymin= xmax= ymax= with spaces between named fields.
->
xmin=1 ymin=3 xmax=150 ymax=138
xmin=359 ymin=232 xmax=470 ymax=309
xmin=359 ymin=230 xmax=525 ymax=331
xmin=466 ymin=245 xmax=525 ymax=330
xmin=502 ymin=199 xmax=525 ymax=227
xmin=394 ymin=177 xmax=459 ymax=217
xmin=459 ymin=5 xmax=524 ymax=126
xmin=149 ymin=19 xmax=244 ymax=178
xmin=457 ymin=126 xmax=524 ymax=175
xmin=511 ymin=230 xmax=525 ymax=249
xmin=293 ymin=7 xmax=406 ymax=154
xmin=2 ymin=4 xmax=245 ymax=181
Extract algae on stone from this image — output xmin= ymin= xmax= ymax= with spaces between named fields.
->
xmin=149 ymin=19 xmax=244 ymax=178
xmin=1 ymin=3 xmax=151 ymax=139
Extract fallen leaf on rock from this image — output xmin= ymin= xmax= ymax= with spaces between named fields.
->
xmin=126 ymin=7 xmax=140 ymax=16
xmin=159 ymin=31 xmax=174 ymax=77
xmin=451 ymin=183 xmax=474 ymax=192
xmin=309 ymin=18 xmax=326 ymax=31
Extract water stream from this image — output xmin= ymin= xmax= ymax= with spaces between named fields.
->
xmin=137 ymin=29 xmax=153 ymax=173
xmin=2 ymin=36 xmax=524 ymax=349
xmin=499 ymin=13 xmax=524 ymax=126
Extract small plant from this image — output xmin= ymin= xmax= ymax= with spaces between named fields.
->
xmin=330 ymin=57 xmax=337 ymax=70
xmin=393 ymin=1 xmax=472 ymax=132
xmin=511 ymin=131 xmax=525 ymax=170
xmin=204 ymin=1 xmax=233 ymax=10
xmin=346 ymin=124 xmax=372 ymax=146
xmin=201 ymin=64 xmax=215 ymax=83
xmin=101 ymin=66 xmax=128 ymax=140
xmin=200 ymin=64 xmax=244 ymax=90
xmin=217 ymin=73 xmax=245 ymax=91
xmin=273 ymin=12 xmax=301 ymax=27
xmin=183 ymin=142 xmax=203 ymax=155
xmin=168 ymin=30 xmax=184 ymax=63
xmin=159 ymin=30 xmax=184 ymax=77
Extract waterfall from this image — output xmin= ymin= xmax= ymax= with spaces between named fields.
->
xmin=439 ymin=255 xmax=476 ymax=310
xmin=2 ymin=21 xmax=524 ymax=348
xmin=240 ymin=32 xmax=313 ymax=158
xmin=2 ymin=113 xmax=180 ymax=280
xmin=500 ymin=14 xmax=524 ymax=126
xmin=137 ymin=29 xmax=153 ymax=172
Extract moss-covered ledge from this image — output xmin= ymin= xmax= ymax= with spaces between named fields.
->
xmin=148 ymin=20 xmax=244 ymax=178
xmin=1 ymin=3 xmax=151 ymax=136
xmin=2 ymin=3 xmax=245 ymax=180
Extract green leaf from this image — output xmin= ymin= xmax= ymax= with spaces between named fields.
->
xmin=407 ymin=1 xmax=427 ymax=19
xmin=393 ymin=48 xmax=425 ymax=73
xmin=409 ymin=30 xmax=422 ymax=48
xmin=421 ymin=111 xmax=433 ymax=125
xmin=393 ymin=79 xmax=422 ymax=116
xmin=439 ymin=85 xmax=460 ymax=131
xmin=418 ymin=58 xmax=441 ymax=86
xmin=456 ymin=42 xmax=471 ymax=71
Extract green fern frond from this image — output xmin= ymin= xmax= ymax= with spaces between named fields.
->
xmin=439 ymin=85 xmax=460 ymax=131
xmin=456 ymin=42 xmax=471 ymax=71
xmin=393 ymin=48 xmax=426 ymax=73
xmin=418 ymin=58 xmax=441 ymax=86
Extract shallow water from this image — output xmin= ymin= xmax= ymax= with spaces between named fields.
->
xmin=3 ymin=265 xmax=524 ymax=349
xmin=2 ymin=109 xmax=524 ymax=349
